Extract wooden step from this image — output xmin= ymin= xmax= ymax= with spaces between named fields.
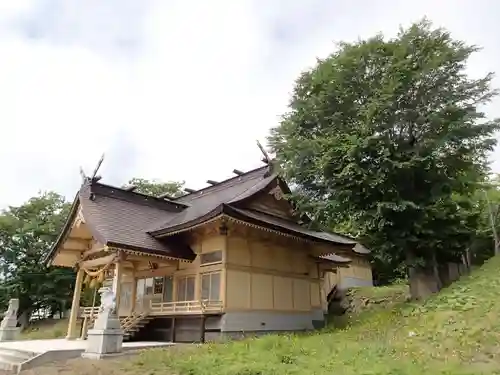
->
xmin=119 ymin=312 xmax=152 ymax=341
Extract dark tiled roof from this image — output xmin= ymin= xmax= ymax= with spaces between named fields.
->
xmin=222 ymin=206 xmax=358 ymax=247
xmin=148 ymin=166 xmax=276 ymax=235
xmin=47 ymin=164 xmax=370 ymax=264
xmin=173 ymin=166 xmax=268 ymax=203
xmin=352 ymin=243 xmax=370 ymax=255
xmin=81 ymin=182 xmax=195 ymax=259
xmin=319 ymin=253 xmax=351 ymax=263
xmin=90 ymin=181 xmax=189 ymax=211
xmin=45 ymin=181 xmax=196 ymax=264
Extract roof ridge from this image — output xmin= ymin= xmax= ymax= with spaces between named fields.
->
xmin=89 ymin=181 xmax=188 ymax=206
xmin=88 ymin=182 xmax=187 ymax=212
xmin=175 ymin=164 xmax=269 ymax=201
xmin=151 ymin=176 xmax=272 ymax=231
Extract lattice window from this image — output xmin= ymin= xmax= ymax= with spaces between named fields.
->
xmin=153 ymin=277 xmax=163 ymax=294
xmin=200 ymin=250 xmax=222 ymax=265
xmin=201 ymin=272 xmax=221 ymax=301
xmin=176 ymin=275 xmax=195 ymax=301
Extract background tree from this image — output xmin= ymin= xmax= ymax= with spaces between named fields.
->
xmin=468 ymin=176 xmax=500 ymax=265
xmin=125 ymin=178 xmax=185 ymax=198
xmin=0 ymin=192 xmax=75 ymax=326
xmin=269 ymin=20 xmax=500 ymax=298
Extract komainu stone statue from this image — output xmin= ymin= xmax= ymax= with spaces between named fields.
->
xmin=3 ymin=299 xmax=18 ymax=320
xmin=100 ymin=287 xmax=116 ymax=314
xmin=82 ymin=287 xmax=123 ymax=359
xmin=0 ymin=299 xmax=20 ymax=341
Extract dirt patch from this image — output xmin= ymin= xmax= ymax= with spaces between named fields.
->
xmin=19 ymin=346 xmax=194 ymax=375
xmin=20 ymin=351 xmax=140 ymax=375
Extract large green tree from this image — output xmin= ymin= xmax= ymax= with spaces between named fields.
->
xmin=125 ymin=178 xmax=185 ymax=198
xmin=0 ymin=192 xmax=75 ymax=326
xmin=269 ymin=20 xmax=500 ymax=298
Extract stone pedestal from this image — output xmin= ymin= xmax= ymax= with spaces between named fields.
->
xmin=0 ymin=299 xmax=20 ymax=341
xmin=81 ymin=287 xmax=124 ymax=360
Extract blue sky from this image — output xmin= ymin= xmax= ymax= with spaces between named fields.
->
xmin=0 ymin=0 xmax=499 ymax=208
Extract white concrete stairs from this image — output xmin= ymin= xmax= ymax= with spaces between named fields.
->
xmin=0 ymin=348 xmax=38 ymax=374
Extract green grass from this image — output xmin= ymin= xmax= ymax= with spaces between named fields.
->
xmin=120 ymin=256 xmax=500 ymax=375
xmin=344 ymin=282 xmax=409 ymax=315
xmin=20 ymin=318 xmax=78 ymax=340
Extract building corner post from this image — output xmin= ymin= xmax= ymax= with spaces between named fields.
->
xmin=66 ymin=267 xmax=85 ymax=340
xmin=114 ymin=260 xmax=124 ymax=316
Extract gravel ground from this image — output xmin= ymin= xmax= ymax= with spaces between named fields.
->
xmin=20 ymin=351 xmax=140 ymax=375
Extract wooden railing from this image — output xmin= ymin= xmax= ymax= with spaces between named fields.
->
xmin=78 ymin=308 xmax=152 ymax=340
xmin=79 ymin=306 xmax=100 ymax=318
xmin=150 ymin=300 xmax=223 ymax=315
xmin=80 ymin=299 xmax=223 ymax=318
xmin=120 ymin=311 xmax=151 ymax=337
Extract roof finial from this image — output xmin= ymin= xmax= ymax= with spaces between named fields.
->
xmin=79 ymin=166 xmax=87 ymax=185
xmin=256 ymin=140 xmax=271 ymax=164
xmin=91 ymin=153 xmax=105 ymax=182
xmin=256 ymin=140 xmax=277 ymax=177
xmin=79 ymin=153 xmax=105 ymax=185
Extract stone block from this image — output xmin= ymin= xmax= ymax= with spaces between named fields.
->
xmin=0 ymin=326 xmax=20 ymax=341
xmin=81 ymin=287 xmax=124 ymax=360
xmin=82 ymin=327 xmax=124 ymax=359
xmin=0 ymin=299 xmax=20 ymax=341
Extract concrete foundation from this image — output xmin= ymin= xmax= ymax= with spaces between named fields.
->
xmin=221 ymin=310 xmax=324 ymax=333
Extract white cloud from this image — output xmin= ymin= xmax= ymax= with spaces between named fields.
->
xmin=0 ymin=0 xmax=499 ymax=208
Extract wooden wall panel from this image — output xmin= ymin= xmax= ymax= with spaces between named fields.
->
xmin=293 ymin=279 xmax=310 ymax=311
xmin=310 ymin=282 xmax=321 ymax=308
xmin=223 ymin=231 xmax=374 ymax=312
xmin=309 ymin=262 xmax=319 ymax=279
xmin=338 ymin=266 xmax=353 ymax=279
xmin=226 ymin=270 xmax=250 ymax=309
xmin=273 ymin=276 xmax=293 ymax=310
xmin=227 ymin=236 xmax=250 ymax=266
xmin=250 ymin=241 xmax=270 ymax=269
xmin=202 ymin=235 xmax=225 ymax=253
xmin=274 ymin=246 xmax=293 ymax=273
xmin=292 ymin=250 xmax=309 ymax=275
xmin=251 ymin=274 xmax=273 ymax=310
xmin=225 ymin=268 xmax=323 ymax=312
xmin=52 ymin=251 xmax=81 ymax=267
xmin=337 ymin=258 xmax=373 ymax=283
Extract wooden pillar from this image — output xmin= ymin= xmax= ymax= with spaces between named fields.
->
xmin=170 ymin=317 xmax=176 ymax=343
xmin=66 ymin=267 xmax=85 ymax=340
xmin=114 ymin=261 xmax=124 ymax=316
xmin=80 ymin=317 xmax=89 ymax=340
xmin=130 ymin=276 xmax=138 ymax=314
xmin=200 ymin=316 xmax=206 ymax=343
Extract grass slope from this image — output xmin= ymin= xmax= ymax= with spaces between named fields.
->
xmin=344 ymin=282 xmax=409 ymax=315
xmin=122 ymin=256 xmax=500 ymax=375
xmin=20 ymin=319 xmax=71 ymax=340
